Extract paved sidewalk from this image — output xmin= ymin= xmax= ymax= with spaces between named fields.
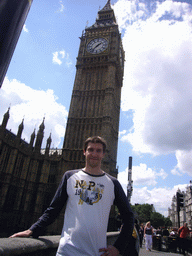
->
xmin=139 ymin=246 xmax=191 ymax=256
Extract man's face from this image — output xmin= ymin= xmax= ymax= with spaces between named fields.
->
xmin=84 ymin=142 xmax=105 ymax=168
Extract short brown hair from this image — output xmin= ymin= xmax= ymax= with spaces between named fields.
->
xmin=84 ymin=136 xmax=107 ymax=153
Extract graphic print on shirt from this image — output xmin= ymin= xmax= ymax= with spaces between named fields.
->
xmin=74 ymin=180 xmax=104 ymax=205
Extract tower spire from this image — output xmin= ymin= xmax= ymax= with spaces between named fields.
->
xmin=100 ymin=0 xmax=112 ymax=11
xmin=89 ymin=0 xmax=116 ymax=29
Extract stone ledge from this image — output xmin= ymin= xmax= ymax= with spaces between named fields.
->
xmin=0 ymin=232 xmax=120 ymax=256
xmin=0 ymin=236 xmax=60 ymax=256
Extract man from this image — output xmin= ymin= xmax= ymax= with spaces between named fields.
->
xmin=178 ymin=222 xmax=190 ymax=255
xmin=10 ymin=136 xmax=134 ymax=256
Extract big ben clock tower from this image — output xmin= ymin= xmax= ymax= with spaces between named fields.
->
xmin=62 ymin=0 xmax=125 ymax=177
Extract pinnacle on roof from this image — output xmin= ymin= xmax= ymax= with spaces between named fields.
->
xmin=39 ymin=117 xmax=45 ymax=131
xmin=99 ymin=0 xmax=112 ymax=12
xmin=86 ymin=0 xmax=116 ymax=30
xmin=19 ymin=118 xmax=24 ymax=130
xmin=47 ymin=133 xmax=52 ymax=143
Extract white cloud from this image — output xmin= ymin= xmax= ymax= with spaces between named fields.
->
xmin=58 ymin=1 xmax=65 ymax=13
xmin=118 ymin=165 xmax=188 ymax=216
xmin=65 ymin=53 xmax=72 ymax=67
xmin=0 ymin=77 xmax=68 ymax=148
xmin=171 ymin=150 xmax=192 ymax=176
xmin=53 ymin=51 xmax=62 ymax=65
xmin=114 ymin=0 xmax=192 ymax=175
xmin=52 ymin=50 xmax=72 ymax=67
xmin=157 ymin=168 xmax=168 ymax=180
xmin=60 ymin=50 xmax=65 ymax=58
xmin=118 ymin=163 xmax=168 ymax=188
xmin=131 ymin=187 xmax=172 ymax=216
xmin=113 ymin=0 xmax=148 ymax=30
xmin=23 ymin=24 xmax=28 ymax=32
xmin=131 ymin=185 xmax=188 ymax=217
xmin=119 ymin=129 xmax=127 ymax=137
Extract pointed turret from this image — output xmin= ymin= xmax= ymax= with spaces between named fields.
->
xmin=100 ymin=0 xmax=112 ymax=12
xmin=1 ymin=107 xmax=10 ymax=129
xmin=17 ymin=118 xmax=24 ymax=138
xmin=39 ymin=117 xmax=45 ymax=132
xmin=34 ymin=118 xmax=45 ymax=153
xmin=29 ymin=128 xmax=36 ymax=148
xmin=97 ymin=0 xmax=116 ymax=23
xmin=87 ymin=0 xmax=116 ymax=30
xmin=45 ymin=133 xmax=52 ymax=156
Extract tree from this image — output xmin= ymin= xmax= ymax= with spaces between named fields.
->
xmin=131 ymin=203 xmax=172 ymax=228
xmin=150 ymin=212 xmax=164 ymax=228
xmin=131 ymin=204 xmax=154 ymax=223
xmin=164 ymin=217 xmax=172 ymax=227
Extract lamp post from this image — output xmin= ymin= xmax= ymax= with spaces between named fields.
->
xmin=127 ymin=156 xmax=133 ymax=203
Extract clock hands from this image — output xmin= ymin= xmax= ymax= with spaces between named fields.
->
xmin=93 ymin=42 xmax=102 ymax=50
xmin=87 ymin=38 xmax=108 ymax=54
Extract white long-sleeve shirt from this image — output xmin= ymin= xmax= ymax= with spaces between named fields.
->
xmin=30 ymin=169 xmax=134 ymax=256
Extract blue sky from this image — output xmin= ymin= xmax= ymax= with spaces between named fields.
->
xmin=1 ymin=0 xmax=192 ymax=217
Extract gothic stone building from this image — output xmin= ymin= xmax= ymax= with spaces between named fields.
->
xmin=168 ymin=182 xmax=192 ymax=229
xmin=0 ymin=0 xmax=125 ymax=237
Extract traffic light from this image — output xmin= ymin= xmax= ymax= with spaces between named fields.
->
xmin=176 ymin=192 xmax=184 ymax=211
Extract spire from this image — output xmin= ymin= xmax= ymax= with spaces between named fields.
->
xmin=100 ymin=0 xmax=112 ymax=12
xmin=97 ymin=0 xmax=116 ymax=22
xmin=17 ymin=118 xmax=24 ymax=138
xmin=34 ymin=118 xmax=45 ymax=153
xmin=29 ymin=128 xmax=36 ymax=148
xmin=2 ymin=107 xmax=10 ymax=129
xmin=45 ymin=133 xmax=52 ymax=156
xmin=87 ymin=0 xmax=116 ymax=30
xmin=46 ymin=133 xmax=52 ymax=148
xmin=39 ymin=117 xmax=45 ymax=132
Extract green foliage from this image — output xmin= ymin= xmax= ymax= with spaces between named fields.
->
xmin=151 ymin=212 xmax=165 ymax=227
xmin=131 ymin=203 xmax=154 ymax=223
xmin=131 ymin=203 xmax=172 ymax=228
xmin=164 ymin=217 xmax=172 ymax=227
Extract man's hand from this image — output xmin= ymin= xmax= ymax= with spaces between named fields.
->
xmin=99 ymin=245 xmax=120 ymax=256
xmin=9 ymin=229 xmax=33 ymax=238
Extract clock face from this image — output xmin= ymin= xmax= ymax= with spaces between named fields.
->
xmin=87 ymin=38 xmax=108 ymax=54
